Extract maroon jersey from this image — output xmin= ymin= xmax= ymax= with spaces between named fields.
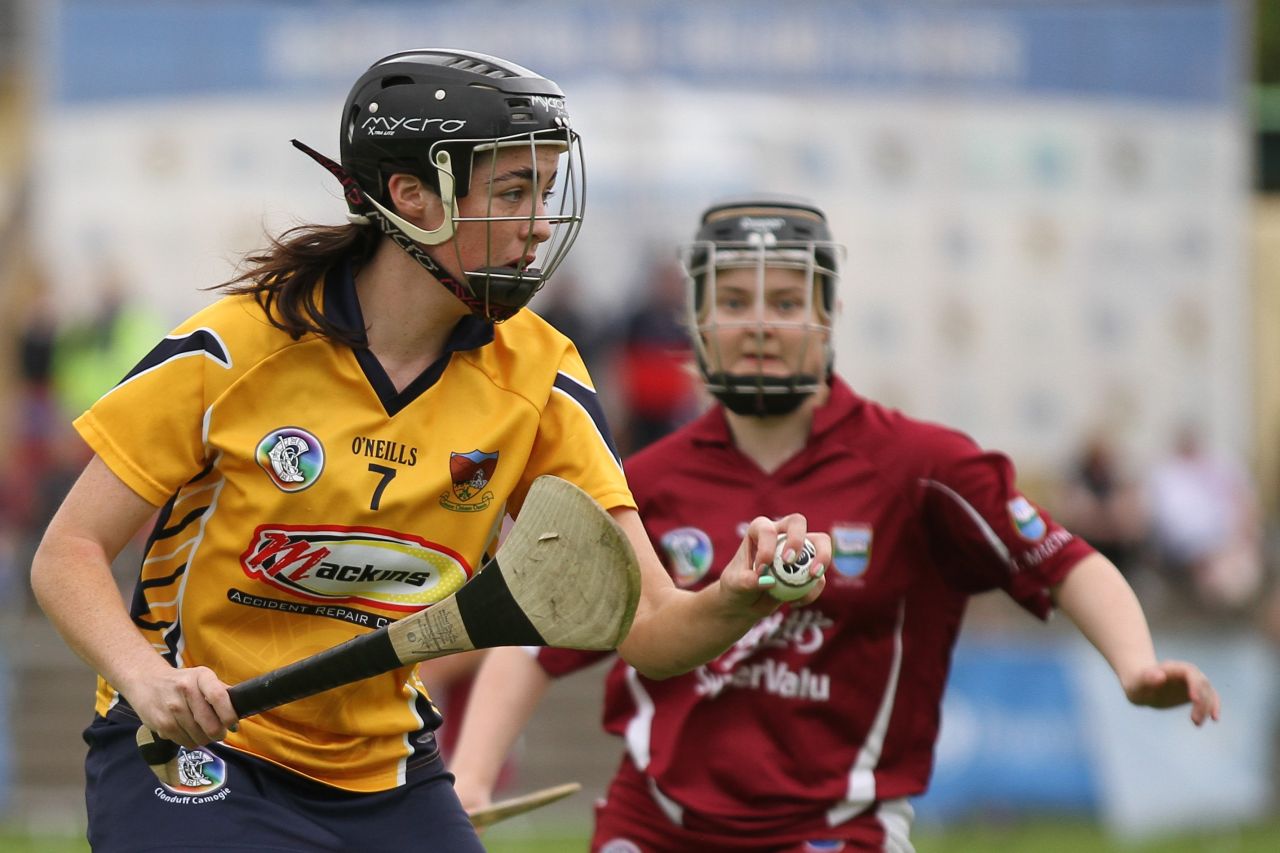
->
xmin=537 ymin=376 xmax=1094 ymax=839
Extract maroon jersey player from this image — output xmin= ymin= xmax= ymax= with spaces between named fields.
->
xmin=449 ymin=196 xmax=1220 ymax=852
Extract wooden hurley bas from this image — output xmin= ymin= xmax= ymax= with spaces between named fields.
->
xmin=468 ymin=782 xmax=583 ymax=828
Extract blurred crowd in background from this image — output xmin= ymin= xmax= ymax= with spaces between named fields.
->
xmin=1 ymin=0 xmax=1279 ymax=843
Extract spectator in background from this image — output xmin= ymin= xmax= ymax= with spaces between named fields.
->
xmin=614 ymin=256 xmax=703 ymax=453
xmin=1146 ymin=422 xmax=1263 ymax=612
xmin=7 ymin=291 xmax=62 ymax=521
xmin=18 ymin=292 xmax=57 ymax=395
xmin=1056 ymin=431 xmax=1149 ymax=578
xmin=51 ymin=268 xmax=166 ymax=421
xmin=3 ymin=288 xmax=84 ymax=612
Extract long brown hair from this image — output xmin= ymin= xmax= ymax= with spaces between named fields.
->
xmin=218 ymin=222 xmax=380 ymax=347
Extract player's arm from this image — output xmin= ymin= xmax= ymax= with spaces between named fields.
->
xmin=1051 ymin=552 xmax=1220 ymax=725
xmin=449 ymin=646 xmax=553 ymax=813
xmin=30 ymin=454 xmax=240 ymax=746
xmin=611 ymin=508 xmax=828 ymax=680
xmin=418 ymin=649 xmax=488 ymax=700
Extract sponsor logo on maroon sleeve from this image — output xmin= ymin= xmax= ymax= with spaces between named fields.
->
xmin=1015 ymin=529 xmax=1075 ymax=571
xmin=1007 ymin=496 xmax=1047 ymax=541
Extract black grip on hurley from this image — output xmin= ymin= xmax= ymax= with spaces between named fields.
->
xmin=227 ymin=626 xmax=401 ymax=717
xmin=455 ymin=557 xmax=546 ymax=649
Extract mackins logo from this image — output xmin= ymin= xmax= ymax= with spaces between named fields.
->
xmin=240 ymin=525 xmax=471 ymax=611
xmin=1008 ymin=496 xmax=1047 ymax=541
xmin=256 ymin=427 xmax=324 ymax=492
xmin=660 ymin=527 xmax=714 ymax=587
xmin=440 ymin=450 xmax=498 ymax=512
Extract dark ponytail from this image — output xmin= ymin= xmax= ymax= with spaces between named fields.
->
xmin=217 ymin=222 xmax=380 ymax=347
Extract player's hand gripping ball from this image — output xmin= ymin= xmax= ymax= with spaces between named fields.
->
xmin=766 ymin=534 xmax=820 ymax=602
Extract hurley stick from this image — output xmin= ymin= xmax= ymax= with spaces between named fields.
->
xmin=468 ymin=782 xmax=583 ymax=829
xmin=137 ymin=475 xmax=640 ymax=786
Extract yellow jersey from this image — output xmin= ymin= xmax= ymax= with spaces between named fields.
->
xmin=75 ymin=260 xmax=633 ymax=791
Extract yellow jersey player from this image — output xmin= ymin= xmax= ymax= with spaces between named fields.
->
xmin=30 ymin=49 xmax=832 ymax=853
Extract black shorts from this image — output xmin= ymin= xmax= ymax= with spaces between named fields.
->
xmin=83 ymin=710 xmax=483 ymax=852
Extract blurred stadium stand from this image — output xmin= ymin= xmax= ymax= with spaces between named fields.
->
xmin=0 ymin=0 xmax=1277 ymax=846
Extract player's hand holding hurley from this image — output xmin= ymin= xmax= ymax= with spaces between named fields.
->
xmin=120 ymin=659 xmax=239 ymax=749
xmin=720 ymin=514 xmax=830 ymax=615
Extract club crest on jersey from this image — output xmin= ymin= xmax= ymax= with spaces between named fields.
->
xmin=240 ymin=524 xmax=471 ymax=611
xmin=832 ymin=524 xmax=872 ymax=578
xmin=1008 ymin=496 xmax=1047 ymax=541
xmin=256 ymin=427 xmax=324 ymax=492
xmin=440 ymin=450 xmax=498 ymax=512
xmin=660 ymin=527 xmax=714 ymax=587
xmin=155 ymin=746 xmax=227 ymax=798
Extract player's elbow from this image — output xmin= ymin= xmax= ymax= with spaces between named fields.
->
xmin=30 ymin=532 xmax=68 ymax=616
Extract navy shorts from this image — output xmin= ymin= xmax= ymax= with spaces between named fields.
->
xmin=83 ymin=710 xmax=484 ymax=853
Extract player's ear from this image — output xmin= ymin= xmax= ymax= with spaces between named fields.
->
xmin=386 ymin=173 xmax=446 ymax=231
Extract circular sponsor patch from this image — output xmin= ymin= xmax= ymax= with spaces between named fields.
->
xmin=159 ymin=746 xmax=227 ymax=796
xmin=256 ymin=427 xmax=325 ymax=492
xmin=660 ymin=526 xmax=713 ymax=587
xmin=1007 ymin=495 xmax=1047 ymax=542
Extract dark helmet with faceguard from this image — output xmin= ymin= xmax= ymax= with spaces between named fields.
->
xmin=296 ymin=48 xmax=585 ymax=321
xmin=679 ymin=195 xmax=844 ymax=417
xmin=340 ymin=49 xmax=574 ymax=211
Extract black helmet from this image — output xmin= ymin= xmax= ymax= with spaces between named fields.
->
xmin=678 ymin=195 xmax=844 ymax=417
xmin=296 ymin=48 xmax=585 ymax=321
xmin=341 ymin=49 xmax=573 ymax=210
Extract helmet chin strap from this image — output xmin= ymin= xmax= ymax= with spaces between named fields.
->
xmin=291 ymin=139 xmax=530 ymax=321
xmin=354 ymin=150 xmax=458 ymax=246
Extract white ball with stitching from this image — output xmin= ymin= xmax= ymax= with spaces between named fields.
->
xmin=766 ymin=534 xmax=819 ymax=602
